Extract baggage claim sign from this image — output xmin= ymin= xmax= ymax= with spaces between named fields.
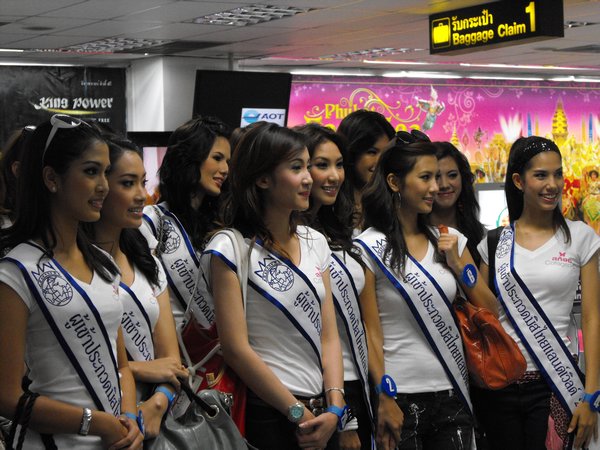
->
xmin=429 ymin=0 xmax=563 ymax=54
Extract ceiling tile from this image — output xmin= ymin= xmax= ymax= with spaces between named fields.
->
xmin=55 ymin=20 xmax=163 ymax=37
xmin=8 ymin=34 xmax=92 ymax=48
xmin=0 ymin=0 xmax=83 ymax=16
xmin=0 ymin=16 xmax=97 ymax=35
xmin=41 ymin=0 xmax=178 ymax=20
xmin=119 ymin=1 xmax=230 ymax=23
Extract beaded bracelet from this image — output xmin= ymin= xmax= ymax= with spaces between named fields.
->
xmin=325 ymin=387 xmax=345 ymax=396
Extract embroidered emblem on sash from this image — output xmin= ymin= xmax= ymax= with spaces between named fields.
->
xmin=371 ymin=239 xmax=386 ymax=259
xmin=496 ymin=232 xmax=511 ymax=258
xmin=255 ymin=256 xmax=294 ymax=292
xmin=159 ymin=219 xmax=180 ymax=254
xmin=32 ymin=262 xmax=73 ymax=306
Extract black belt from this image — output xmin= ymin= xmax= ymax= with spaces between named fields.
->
xmin=247 ymin=391 xmax=326 ymax=416
xmin=297 ymin=394 xmax=325 ymax=416
xmin=396 ymin=388 xmax=455 ymax=399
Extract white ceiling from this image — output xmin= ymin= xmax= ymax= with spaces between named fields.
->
xmin=1 ymin=0 xmax=600 ymax=78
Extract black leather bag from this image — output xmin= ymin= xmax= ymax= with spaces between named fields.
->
xmin=145 ymin=382 xmax=256 ymax=450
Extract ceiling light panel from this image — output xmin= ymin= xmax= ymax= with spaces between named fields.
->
xmin=321 ymin=47 xmax=425 ymax=61
xmin=59 ymin=38 xmax=172 ymax=54
xmin=192 ymin=4 xmax=313 ymax=27
xmin=564 ymin=21 xmax=596 ymax=28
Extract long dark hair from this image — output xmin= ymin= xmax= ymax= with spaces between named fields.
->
xmin=83 ymin=137 xmax=160 ymax=287
xmin=505 ymin=136 xmax=570 ymax=242
xmin=362 ymin=139 xmax=441 ymax=275
xmin=0 ymin=126 xmax=35 ymax=216
xmin=432 ymin=141 xmax=485 ymax=265
xmin=158 ymin=116 xmax=231 ymax=250
xmin=337 ymin=110 xmax=395 ymax=191
xmin=293 ymin=124 xmax=361 ymax=260
xmin=0 ymin=117 xmax=118 ymax=282
xmin=221 ymin=122 xmax=307 ymax=253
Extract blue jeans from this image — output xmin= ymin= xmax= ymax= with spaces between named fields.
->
xmin=395 ymin=389 xmax=474 ymax=450
xmin=471 ymin=379 xmax=551 ymax=450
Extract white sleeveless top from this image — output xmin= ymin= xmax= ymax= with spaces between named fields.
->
xmin=0 ymin=243 xmax=122 ymax=449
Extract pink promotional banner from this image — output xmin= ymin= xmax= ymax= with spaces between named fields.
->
xmin=288 ymin=75 xmax=600 ymax=232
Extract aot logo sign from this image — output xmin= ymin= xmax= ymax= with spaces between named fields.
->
xmin=241 ymin=108 xmax=286 ymax=127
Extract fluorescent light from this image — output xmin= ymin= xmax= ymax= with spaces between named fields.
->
xmin=0 ymin=48 xmax=24 ymax=53
xmin=290 ymin=69 xmax=375 ymax=77
xmin=460 ymin=63 xmax=594 ymax=71
xmin=382 ymin=71 xmax=462 ymax=79
xmin=550 ymin=76 xmax=600 ymax=83
xmin=572 ymin=78 xmax=600 ymax=83
xmin=469 ymin=75 xmax=544 ymax=81
xmin=363 ymin=60 xmax=430 ymax=65
xmin=0 ymin=61 xmax=78 ymax=66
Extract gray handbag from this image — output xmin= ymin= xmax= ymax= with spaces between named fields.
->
xmin=145 ymin=381 xmax=256 ymax=450
xmin=146 ymin=228 xmax=256 ymax=450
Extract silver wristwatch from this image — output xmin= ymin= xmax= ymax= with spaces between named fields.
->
xmin=78 ymin=407 xmax=93 ymax=436
xmin=287 ymin=402 xmax=305 ymax=423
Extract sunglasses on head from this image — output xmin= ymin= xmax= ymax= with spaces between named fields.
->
xmin=43 ymin=114 xmax=90 ymax=161
xmin=395 ymin=129 xmax=431 ymax=145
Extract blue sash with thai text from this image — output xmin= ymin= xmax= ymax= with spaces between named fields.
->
xmin=495 ymin=225 xmax=598 ymax=442
xmin=330 ymin=252 xmax=375 ymax=447
xmin=142 ymin=203 xmax=214 ymax=328
xmin=120 ymin=283 xmax=155 ymax=362
xmin=4 ymin=242 xmax=122 ymax=415
xmin=356 ymin=230 xmax=472 ymax=414
xmin=207 ymin=239 xmax=323 ymax=369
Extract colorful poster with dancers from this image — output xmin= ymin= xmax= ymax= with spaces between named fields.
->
xmin=289 ymin=76 xmax=600 ymax=232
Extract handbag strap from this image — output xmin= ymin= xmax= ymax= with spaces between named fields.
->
xmin=151 ymin=205 xmax=165 ymax=258
xmin=486 ymin=226 xmax=502 ymax=297
xmin=6 ymin=392 xmax=29 ymax=448
xmin=178 ymin=228 xmax=251 ymax=385
xmin=7 ymin=390 xmax=39 ymax=450
xmin=179 ymin=378 xmax=220 ymax=418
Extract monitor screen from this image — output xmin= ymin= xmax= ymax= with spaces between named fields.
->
xmin=475 ymin=183 xmax=508 ymax=230
xmin=193 ymin=70 xmax=292 ymax=130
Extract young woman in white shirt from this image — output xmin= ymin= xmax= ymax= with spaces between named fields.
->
xmin=476 ymin=136 xmax=600 ymax=450
xmin=140 ymin=116 xmax=231 ymax=329
xmin=337 ymin=110 xmax=395 ymax=229
xmin=84 ymin=137 xmax=187 ymax=439
xmin=295 ymin=123 xmax=374 ymax=450
xmin=428 ymin=141 xmax=486 ymax=267
xmin=0 ymin=115 xmax=143 ymax=449
xmin=355 ymin=138 xmax=497 ymax=450
xmin=203 ymin=122 xmax=347 ymax=450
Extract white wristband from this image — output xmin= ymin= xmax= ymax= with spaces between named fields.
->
xmin=341 ymin=416 xmax=358 ymax=431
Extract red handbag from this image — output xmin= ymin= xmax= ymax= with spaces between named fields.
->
xmin=437 ymin=224 xmax=525 ymax=390
xmin=180 ymin=319 xmax=247 ymax=436
xmin=453 ymin=295 xmax=526 ymax=390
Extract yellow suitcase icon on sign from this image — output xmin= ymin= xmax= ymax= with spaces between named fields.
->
xmin=432 ymin=18 xmax=450 ymax=48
